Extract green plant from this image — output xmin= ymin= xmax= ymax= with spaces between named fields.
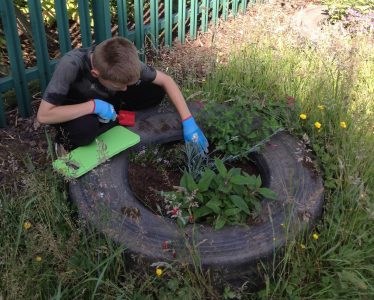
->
xmin=162 ymin=158 xmax=277 ymax=229
xmin=322 ymin=0 xmax=374 ymax=22
xmin=199 ymin=101 xmax=281 ymax=157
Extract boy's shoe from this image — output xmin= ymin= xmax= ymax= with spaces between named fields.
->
xmin=54 ymin=142 xmax=68 ymax=158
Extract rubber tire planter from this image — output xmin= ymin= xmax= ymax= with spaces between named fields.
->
xmin=69 ymin=104 xmax=324 ymax=289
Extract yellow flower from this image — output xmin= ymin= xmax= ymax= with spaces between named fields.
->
xmin=35 ymin=256 xmax=42 ymax=262
xmin=23 ymin=221 xmax=32 ymax=230
xmin=299 ymin=113 xmax=307 ymax=120
xmin=155 ymin=268 xmax=163 ymax=277
xmin=300 ymin=243 xmax=306 ymax=250
xmin=312 ymin=233 xmax=319 ymax=240
xmin=340 ymin=121 xmax=347 ymax=129
xmin=317 ymin=105 xmax=325 ymax=110
xmin=314 ymin=122 xmax=322 ymax=129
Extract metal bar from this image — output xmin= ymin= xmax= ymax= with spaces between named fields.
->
xmin=177 ymin=0 xmax=186 ymax=44
xmin=212 ymin=0 xmax=219 ymax=25
xmin=28 ymin=0 xmax=51 ymax=92
xmin=92 ymin=0 xmax=112 ymax=43
xmin=201 ymin=0 xmax=209 ymax=32
xmin=241 ymin=0 xmax=248 ymax=13
xmin=222 ymin=0 xmax=229 ymax=21
xmin=54 ymin=0 xmax=72 ymax=55
xmin=190 ymin=0 xmax=198 ymax=40
xmin=134 ymin=0 xmax=145 ymax=53
xmin=150 ymin=0 xmax=159 ymax=47
xmin=78 ymin=0 xmax=92 ymax=47
xmin=232 ymin=0 xmax=239 ymax=16
xmin=164 ymin=0 xmax=172 ymax=46
xmin=117 ymin=0 xmax=129 ymax=38
xmin=0 ymin=0 xmax=31 ymax=118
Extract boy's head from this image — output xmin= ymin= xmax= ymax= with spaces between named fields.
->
xmin=91 ymin=37 xmax=140 ymax=91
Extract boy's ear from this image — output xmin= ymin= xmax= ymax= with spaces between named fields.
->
xmin=91 ymin=68 xmax=100 ymax=78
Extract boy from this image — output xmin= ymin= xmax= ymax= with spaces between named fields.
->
xmin=37 ymin=36 xmax=208 ymax=152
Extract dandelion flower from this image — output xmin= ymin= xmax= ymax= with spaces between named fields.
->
xmin=35 ymin=256 xmax=42 ymax=262
xmin=312 ymin=233 xmax=319 ymax=240
xmin=23 ymin=221 xmax=32 ymax=230
xmin=156 ymin=268 xmax=163 ymax=277
xmin=340 ymin=121 xmax=347 ymax=129
xmin=317 ymin=105 xmax=325 ymax=110
xmin=314 ymin=122 xmax=322 ymax=129
xmin=299 ymin=113 xmax=307 ymax=120
xmin=300 ymin=243 xmax=306 ymax=250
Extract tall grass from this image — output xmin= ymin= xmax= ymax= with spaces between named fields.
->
xmin=1 ymin=6 xmax=374 ymax=300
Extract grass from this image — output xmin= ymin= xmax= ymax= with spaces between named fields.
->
xmin=1 ymin=4 xmax=374 ymax=299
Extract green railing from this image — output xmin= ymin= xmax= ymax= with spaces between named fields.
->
xmin=0 ymin=0 xmax=259 ymax=128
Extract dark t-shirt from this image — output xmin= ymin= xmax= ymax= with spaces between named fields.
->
xmin=42 ymin=47 xmax=157 ymax=107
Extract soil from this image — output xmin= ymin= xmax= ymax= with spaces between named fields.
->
xmin=0 ymin=0 xmax=321 ymax=191
xmin=128 ymin=153 xmax=260 ymax=219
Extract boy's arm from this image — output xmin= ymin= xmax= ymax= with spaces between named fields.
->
xmin=37 ymin=99 xmax=116 ymax=124
xmin=37 ymin=100 xmax=94 ymax=124
xmin=152 ymin=70 xmax=208 ymax=152
xmin=152 ymin=70 xmax=191 ymax=120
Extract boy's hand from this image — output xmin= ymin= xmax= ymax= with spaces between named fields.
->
xmin=182 ymin=116 xmax=209 ymax=152
xmin=92 ymin=99 xmax=117 ymax=122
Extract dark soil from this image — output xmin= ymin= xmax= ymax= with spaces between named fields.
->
xmin=128 ymin=155 xmax=261 ymax=218
xmin=128 ymin=162 xmax=181 ymax=215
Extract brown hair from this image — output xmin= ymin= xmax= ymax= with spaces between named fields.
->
xmin=92 ymin=37 xmax=140 ymax=84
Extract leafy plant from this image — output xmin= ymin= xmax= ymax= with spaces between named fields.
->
xmin=199 ymin=101 xmax=281 ymax=157
xmin=162 ymin=158 xmax=277 ymax=229
xmin=321 ymin=0 xmax=374 ymax=22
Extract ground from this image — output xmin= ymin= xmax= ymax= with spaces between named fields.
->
xmin=0 ymin=0 xmax=320 ymax=190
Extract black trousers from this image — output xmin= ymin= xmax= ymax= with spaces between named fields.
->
xmin=55 ymin=83 xmax=165 ymax=150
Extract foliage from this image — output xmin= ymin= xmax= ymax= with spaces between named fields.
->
xmin=199 ymin=100 xmax=281 ymax=157
xmin=322 ymin=0 xmax=374 ymax=22
xmin=162 ymin=158 xmax=277 ymax=230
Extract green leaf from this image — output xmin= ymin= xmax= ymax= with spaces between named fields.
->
xmin=231 ymin=175 xmax=256 ymax=185
xmin=224 ymin=208 xmax=242 ymax=216
xmin=258 ymin=188 xmax=277 ymax=200
xmin=214 ymin=215 xmax=226 ymax=230
xmin=230 ymin=195 xmax=250 ymax=214
xmin=193 ymin=206 xmax=212 ymax=219
xmin=198 ymin=169 xmax=216 ymax=192
xmin=180 ymin=172 xmax=198 ymax=191
xmin=206 ymin=199 xmax=221 ymax=214
xmin=214 ymin=158 xmax=227 ymax=177
xmin=255 ymin=175 xmax=262 ymax=188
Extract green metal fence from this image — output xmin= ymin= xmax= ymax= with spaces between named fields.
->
xmin=0 ymin=0 xmax=258 ymax=128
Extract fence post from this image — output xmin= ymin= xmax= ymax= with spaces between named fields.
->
xmin=0 ymin=0 xmax=31 ymax=118
xmin=150 ymin=0 xmax=159 ymax=47
xmin=117 ymin=0 xmax=129 ymax=38
xmin=190 ymin=0 xmax=198 ymax=40
xmin=92 ymin=0 xmax=112 ymax=43
xmin=134 ymin=0 xmax=145 ymax=57
xmin=54 ymin=0 xmax=72 ymax=55
xmin=78 ymin=0 xmax=92 ymax=47
xmin=201 ymin=0 xmax=209 ymax=32
xmin=212 ymin=0 xmax=219 ymax=26
xmin=164 ymin=0 xmax=173 ymax=46
xmin=28 ymin=0 xmax=51 ymax=92
xmin=177 ymin=0 xmax=186 ymax=44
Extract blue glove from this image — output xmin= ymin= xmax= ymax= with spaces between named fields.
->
xmin=182 ymin=116 xmax=209 ymax=152
xmin=92 ymin=99 xmax=117 ymax=122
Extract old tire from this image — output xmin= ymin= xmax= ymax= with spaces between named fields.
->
xmin=69 ymin=103 xmax=324 ymax=289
